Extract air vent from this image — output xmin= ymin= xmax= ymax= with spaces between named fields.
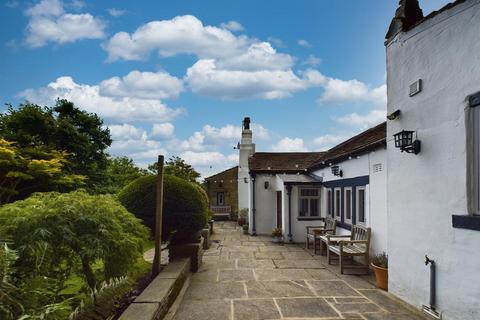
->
xmin=409 ymin=79 xmax=422 ymax=97
xmin=373 ymin=163 xmax=382 ymax=173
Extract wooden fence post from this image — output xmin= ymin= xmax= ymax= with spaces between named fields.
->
xmin=152 ymin=155 xmax=164 ymax=277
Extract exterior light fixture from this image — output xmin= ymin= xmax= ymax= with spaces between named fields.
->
xmin=393 ymin=130 xmax=421 ymax=154
xmin=331 ymin=165 xmax=343 ymax=177
xmin=264 ymin=181 xmax=269 ymax=189
xmin=387 ymin=109 xmax=401 ymax=120
xmin=244 ymin=177 xmax=248 ymax=183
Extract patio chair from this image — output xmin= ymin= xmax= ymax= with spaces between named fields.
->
xmin=306 ymin=217 xmax=336 ymax=254
xmin=325 ymin=224 xmax=371 ymax=274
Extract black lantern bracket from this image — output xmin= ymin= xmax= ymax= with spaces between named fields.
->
xmin=331 ymin=165 xmax=343 ymax=177
xmin=393 ymin=130 xmax=421 ymax=154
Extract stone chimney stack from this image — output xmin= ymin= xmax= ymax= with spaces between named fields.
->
xmin=386 ymin=0 xmax=424 ymax=41
xmin=238 ymin=117 xmax=255 ymax=212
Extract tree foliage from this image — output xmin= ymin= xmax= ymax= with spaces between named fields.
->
xmin=118 ymin=174 xmax=208 ymax=243
xmin=100 ymin=156 xmax=149 ymax=194
xmin=0 ymin=139 xmax=86 ymax=204
xmin=0 ymin=191 xmax=148 ymax=319
xmin=0 ymin=100 xmax=112 ymax=195
xmin=149 ymin=156 xmax=200 ymax=182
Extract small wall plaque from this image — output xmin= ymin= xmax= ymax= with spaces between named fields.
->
xmin=409 ymin=79 xmax=422 ymax=97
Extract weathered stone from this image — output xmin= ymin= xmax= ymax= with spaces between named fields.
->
xmin=254 ymin=251 xmax=284 ymax=259
xmin=237 ymin=259 xmax=275 ymax=269
xmin=307 ymin=280 xmax=360 ymax=297
xmin=184 ymin=281 xmax=246 ymax=300
xmin=334 ymin=302 xmax=382 ymax=313
xmin=363 ymin=312 xmax=426 ymax=320
xmin=274 ymin=259 xmax=324 ymax=269
xmin=174 ymin=299 xmax=231 ymax=320
xmin=219 ymin=269 xmax=255 ymax=282
xmin=305 ymin=268 xmax=338 ymax=280
xmin=233 ymin=299 xmax=280 ymax=320
xmin=359 ymin=289 xmax=415 ymax=314
xmin=254 ymin=269 xmax=312 ymax=281
xmin=119 ymin=302 xmax=159 ymax=320
xmin=229 ymin=251 xmax=253 ymax=259
xmin=246 ymin=280 xmax=315 ymax=298
xmin=276 ymin=297 xmax=338 ymax=318
xmin=281 ymin=251 xmax=314 ymax=260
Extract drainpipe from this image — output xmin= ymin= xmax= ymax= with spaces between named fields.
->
xmin=286 ymin=185 xmax=293 ymax=242
xmin=423 ymin=255 xmax=441 ymax=319
xmin=251 ymin=173 xmax=257 ymax=236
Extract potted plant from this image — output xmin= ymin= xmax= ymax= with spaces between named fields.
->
xmin=371 ymin=252 xmax=388 ymax=290
xmin=271 ymin=228 xmax=283 ymax=243
xmin=242 ymin=224 xmax=249 ymax=235
xmin=238 ymin=208 xmax=248 ymax=226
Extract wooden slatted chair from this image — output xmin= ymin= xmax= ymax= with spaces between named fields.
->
xmin=305 ymin=217 xmax=336 ymax=254
xmin=325 ymin=225 xmax=371 ymax=274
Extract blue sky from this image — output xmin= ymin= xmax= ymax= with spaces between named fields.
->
xmin=0 ymin=0 xmax=452 ymax=177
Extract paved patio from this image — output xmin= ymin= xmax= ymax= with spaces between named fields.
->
xmin=172 ymin=221 xmax=426 ymax=320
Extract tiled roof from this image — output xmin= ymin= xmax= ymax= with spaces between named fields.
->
xmin=204 ymin=166 xmax=238 ymax=180
xmin=249 ymin=152 xmax=326 ymax=173
xmin=309 ymin=122 xmax=386 ymax=170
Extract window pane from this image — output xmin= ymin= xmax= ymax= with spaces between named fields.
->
xmin=346 ymin=189 xmax=351 ymax=219
xmin=327 ymin=190 xmax=332 ymax=217
xmin=335 ymin=190 xmax=341 ymax=217
xmin=300 ymin=199 xmax=309 ymax=216
xmin=358 ymin=189 xmax=365 ymax=222
xmin=301 ymin=189 xmax=319 ymax=197
xmin=310 ymin=199 xmax=319 ymax=216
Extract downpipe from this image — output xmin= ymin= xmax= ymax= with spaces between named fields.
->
xmin=423 ymin=255 xmax=441 ymax=319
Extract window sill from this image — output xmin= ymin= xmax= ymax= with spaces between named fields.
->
xmin=297 ymin=217 xmax=323 ymax=221
xmin=452 ymin=214 xmax=480 ymax=231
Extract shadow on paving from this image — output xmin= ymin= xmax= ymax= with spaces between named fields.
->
xmin=172 ymin=221 xmax=427 ymax=320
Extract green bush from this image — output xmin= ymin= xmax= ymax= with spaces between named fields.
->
xmin=0 ymin=191 xmax=149 ymax=319
xmin=118 ymin=175 xmax=208 ymax=244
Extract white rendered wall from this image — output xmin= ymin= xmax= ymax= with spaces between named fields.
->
xmin=310 ymin=150 xmax=387 ymax=255
xmin=238 ymin=129 xmax=254 ymax=213
xmin=386 ymin=1 xmax=480 ymax=319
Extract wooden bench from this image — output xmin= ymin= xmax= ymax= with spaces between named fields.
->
xmin=324 ymin=225 xmax=371 ymax=274
xmin=306 ymin=217 xmax=336 ymax=254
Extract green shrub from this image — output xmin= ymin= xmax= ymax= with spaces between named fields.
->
xmin=118 ymin=175 xmax=208 ymax=244
xmin=0 ymin=191 xmax=149 ymax=319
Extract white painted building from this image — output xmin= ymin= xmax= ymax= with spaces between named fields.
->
xmin=385 ymin=0 xmax=480 ymax=319
xmin=238 ymin=117 xmax=255 ymax=214
xmin=241 ymin=120 xmax=388 ymax=257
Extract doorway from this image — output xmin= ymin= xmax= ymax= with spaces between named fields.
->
xmin=276 ymin=191 xmax=282 ymax=228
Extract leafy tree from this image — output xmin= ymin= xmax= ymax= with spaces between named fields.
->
xmin=0 ymin=100 xmax=112 ymax=193
xmin=149 ymin=156 xmax=200 ymax=182
xmin=0 ymin=191 xmax=149 ymax=317
xmin=100 ymin=156 xmax=149 ymax=194
xmin=0 ymin=139 xmax=86 ymax=204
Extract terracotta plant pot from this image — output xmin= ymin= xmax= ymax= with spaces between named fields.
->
xmin=237 ymin=217 xmax=246 ymax=226
xmin=371 ymin=263 xmax=388 ymax=290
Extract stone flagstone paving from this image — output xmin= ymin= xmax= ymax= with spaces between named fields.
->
xmin=172 ymin=221 xmax=427 ymax=320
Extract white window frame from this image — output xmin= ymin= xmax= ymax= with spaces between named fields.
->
xmin=356 ymin=186 xmax=366 ymax=225
xmin=473 ymin=105 xmax=480 ymax=214
xmin=334 ymin=187 xmax=341 ymax=221
xmin=344 ymin=187 xmax=353 ymax=225
xmin=298 ymin=187 xmax=321 ymax=218
xmin=217 ymin=192 xmax=225 ymax=206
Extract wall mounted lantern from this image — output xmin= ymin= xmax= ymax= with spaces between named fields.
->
xmin=244 ymin=177 xmax=249 ymax=183
xmin=331 ymin=165 xmax=343 ymax=177
xmin=393 ymin=130 xmax=421 ymax=154
xmin=264 ymin=181 xmax=270 ymax=189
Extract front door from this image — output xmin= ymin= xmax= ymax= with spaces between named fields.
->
xmin=276 ymin=191 xmax=282 ymax=228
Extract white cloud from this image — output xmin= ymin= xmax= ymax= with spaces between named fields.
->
xmin=25 ymin=0 xmax=105 ymax=47
xmin=151 ymin=123 xmax=175 ymax=139
xmin=267 ymin=37 xmax=284 ymax=48
xmin=185 ymin=60 xmax=323 ymax=99
xmin=335 ymin=109 xmax=386 ymax=129
xmin=312 ymin=134 xmax=351 ymax=151
xmin=99 ymin=70 xmax=183 ymax=100
xmin=319 ymin=79 xmax=386 ymax=106
xmin=69 ymin=0 xmax=85 ymax=10
xmin=272 ymin=137 xmax=308 ymax=152
xmin=220 ymin=20 xmax=244 ymax=32
xmin=297 ymin=39 xmax=311 ymax=48
xmin=107 ymin=8 xmax=126 ymax=17
xmin=103 ymin=15 xmax=251 ymax=62
xmin=108 ymin=123 xmax=146 ymax=140
xmin=180 ymin=151 xmax=238 ymax=167
xmin=19 ymin=76 xmax=185 ymax=123
xmin=302 ymin=54 xmax=321 ymax=66
xmin=6 ymin=1 xmax=19 ymax=8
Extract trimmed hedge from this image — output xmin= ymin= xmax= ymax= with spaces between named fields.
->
xmin=118 ymin=175 xmax=208 ymax=244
